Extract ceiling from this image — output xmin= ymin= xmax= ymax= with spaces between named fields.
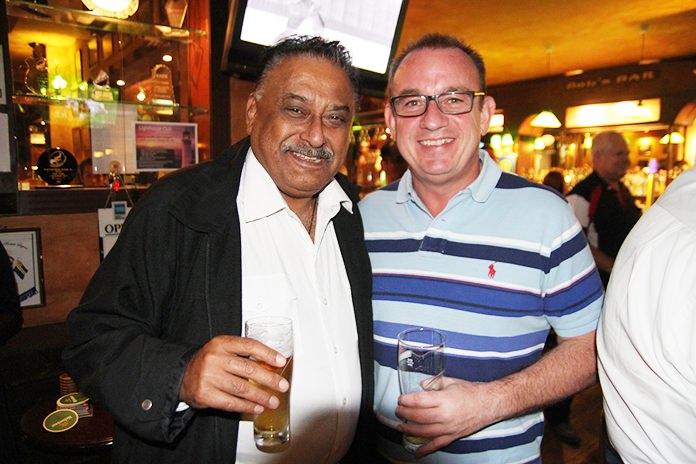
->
xmin=396 ymin=0 xmax=696 ymax=86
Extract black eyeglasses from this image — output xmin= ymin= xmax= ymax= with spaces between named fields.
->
xmin=390 ymin=90 xmax=486 ymax=117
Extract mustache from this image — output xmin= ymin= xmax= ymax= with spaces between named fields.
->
xmin=282 ymin=143 xmax=334 ymax=160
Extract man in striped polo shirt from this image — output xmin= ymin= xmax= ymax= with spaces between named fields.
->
xmin=360 ymin=33 xmax=604 ymax=464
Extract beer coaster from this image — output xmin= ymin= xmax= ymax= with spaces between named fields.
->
xmin=43 ymin=409 xmax=79 ymax=433
xmin=56 ymin=392 xmax=89 ymax=408
xmin=59 ymin=379 xmax=78 ymax=396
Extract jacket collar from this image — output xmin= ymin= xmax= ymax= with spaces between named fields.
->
xmin=167 ymin=138 xmax=250 ymax=232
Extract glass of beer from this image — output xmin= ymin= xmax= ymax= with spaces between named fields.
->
xmin=245 ymin=316 xmax=294 ymax=450
xmin=397 ymin=327 xmax=446 ymax=453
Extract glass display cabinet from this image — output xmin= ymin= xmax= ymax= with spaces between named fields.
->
xmin=2 ymin=0 xmax=209 ymax=214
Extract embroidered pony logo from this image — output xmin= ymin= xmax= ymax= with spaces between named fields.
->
xmin=488 ymin=262 xmax=496 ymax=279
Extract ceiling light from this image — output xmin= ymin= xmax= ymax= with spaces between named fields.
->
xmin=532 ymin=45 xmax=562 ymax=129
xmin=162 ymin=54 xmax=173 ymax=62
xmin=541 ymin=134 xmax=556 ymax=147
xmin=637 ymin=24 xmax=660 ymax=65
xmin=564 ymin=69 xmax=584 ymax=77
xmin=531 ymin=110 xmax=562 ymax=129
xmin=81 ymin=0 xmax=139 ymax=19
xmin=659 ymin=132 xmax=684 ymax=144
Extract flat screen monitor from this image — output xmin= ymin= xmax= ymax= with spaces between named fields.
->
xmin=222 ymin=0 xmax=409 ymax=96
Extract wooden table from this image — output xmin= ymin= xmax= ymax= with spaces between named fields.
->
xmin=20 ymin=397 xmax=113 ymax=453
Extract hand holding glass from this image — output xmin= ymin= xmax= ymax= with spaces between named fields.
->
xmin=397 ymin=327 xmax=446 ymax=453
xmin=245 ymin=317 xmax=293 ymax=450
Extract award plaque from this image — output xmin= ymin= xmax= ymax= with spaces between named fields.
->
xmin=36 ymin=147 xmax=78 ymax=185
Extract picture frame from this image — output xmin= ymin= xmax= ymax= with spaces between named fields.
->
xmin=0 ymin=228 xmax=45 ymax=308
xmin=132 ymin=121 xmax=198 ymax=172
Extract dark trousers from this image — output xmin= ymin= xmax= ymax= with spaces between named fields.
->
xmin=600 ymin=412 xmax=624 ymax=464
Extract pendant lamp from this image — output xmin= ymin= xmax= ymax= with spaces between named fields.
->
xmin=531 ymin=110 xmax=561 ymax=129
xmin=659 ymin=132 xmax=684 ymax=144
xmin=531 ymin=45 xmax=562 ymax=129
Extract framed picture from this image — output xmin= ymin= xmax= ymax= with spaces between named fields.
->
xmin=132 ymin=122 xmax=198 ymax=172
xmin=0 ymin=228 xmax=45 ymax=308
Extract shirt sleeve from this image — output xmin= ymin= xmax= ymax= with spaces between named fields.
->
xmin=566 ymin=194 xmax=590 ymax=229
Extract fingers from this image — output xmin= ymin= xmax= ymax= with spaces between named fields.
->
xmin=220 ymin=335 xmax=288 ymax=370
xmin=179 ymin=335 xmax=291 ymax=414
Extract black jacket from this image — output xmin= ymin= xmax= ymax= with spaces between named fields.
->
xmin=63 ymin=138 xmax=374 ymax=463
xmin=568 ymin=171 xmax=641 ymax=287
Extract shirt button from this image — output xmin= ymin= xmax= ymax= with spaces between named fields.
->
xmin=323 ymin=298 xmax=328 ymax=306
xmin=342 ymin=398 xmax=347 ymax=406
xmin=141 ymin=399 xmax=153 ymax=411
xmin=333 ymin=346 xmax=338 ymax=354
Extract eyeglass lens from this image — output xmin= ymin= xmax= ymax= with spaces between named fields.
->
xmin=393 ymin=91 xmax=476 ymax=117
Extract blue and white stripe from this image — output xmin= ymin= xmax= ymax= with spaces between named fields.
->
xmin=360 ymin=151 xmax=603 ymax=463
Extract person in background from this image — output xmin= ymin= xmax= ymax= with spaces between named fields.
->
xmin=541 ymin=169 xmax=581 ymax=447
xmin=566 ymin=131 xmax=641 ymax=288
xmin=597 ymin=168 xmax=696 ymax=463
xmin=62 ymin=36 xmax=374 ymax=463
xmin=360 ymin=33 xmax=603 ymax=463
xmin=379 ymin=140 xmax=408 ymax=184
xmin=0 ymin=241 xmax=22 ymax=464
xmin=76 ymin=158 xmax=107 ymax=187
xmin=542 ymin=170 xmax=565 ymax=195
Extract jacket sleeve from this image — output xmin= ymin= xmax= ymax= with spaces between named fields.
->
xmin=62 ymin=191 xmax=205 ymax=443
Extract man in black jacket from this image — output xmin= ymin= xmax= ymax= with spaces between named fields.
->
xmin=567 ymin=131 xmax=641 ymax=288
xmin=63 ymin=36 xmax=373 ymax=463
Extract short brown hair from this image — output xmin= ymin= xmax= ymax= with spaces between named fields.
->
xmin=388 ymin=33 xmax=487 ymax=97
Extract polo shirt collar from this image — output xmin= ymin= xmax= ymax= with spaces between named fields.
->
xmin=395 ymin=149 xmax=502 ymax=206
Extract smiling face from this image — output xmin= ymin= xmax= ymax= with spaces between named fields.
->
xmin=592 ymin=132 xmax=631 ymax=184
xmin=246 ymin=55 xmax=355 ymax=202
xmin=385 ymin=47 xmax=496 ymax=198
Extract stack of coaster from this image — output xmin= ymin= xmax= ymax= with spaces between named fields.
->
xmin=42 ymin=375 xmax=94 ymax=433
xmin=59 ymin=373 xmax=77 ymax=396
xmin=56 ymin=392 xmax=93 ymax=419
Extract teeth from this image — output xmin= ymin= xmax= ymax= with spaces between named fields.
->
xmin=420 ymin=138 xmax=453 ymax=146
xmin=291 ymin=151 xmax=322 ymax=163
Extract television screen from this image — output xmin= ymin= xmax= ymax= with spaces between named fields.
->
xmin=222 ymin=0 xmax=409 ymax=96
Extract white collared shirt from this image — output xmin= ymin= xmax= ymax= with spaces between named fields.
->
xmin=235 ymin=149 xmax=362 ymax=463
xmin=598 ymin=169 xmax=696 ymax=463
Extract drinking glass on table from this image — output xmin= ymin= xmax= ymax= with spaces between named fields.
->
xmin=397 ymin=327 xmax=446 ymax=453
xmin=245 ymin=316 xmax=294 ymax=451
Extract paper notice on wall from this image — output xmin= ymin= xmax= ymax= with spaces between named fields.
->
xmin=90 ymin=105 xmax=136 ymax=175
xmin=0 ymin=113 xmax=11 ymax=172
xmin=97 ymin=201 xmax=132 ymax=260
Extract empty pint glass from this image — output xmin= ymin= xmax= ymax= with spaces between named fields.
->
xmin=397 ymin=327 xmax=446 ymax=453
xmin=245 ymin=317 xmax=293 ymax=450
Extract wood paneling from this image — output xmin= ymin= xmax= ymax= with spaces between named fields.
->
xmin=0 ymin=213 xmax=100 ymax=327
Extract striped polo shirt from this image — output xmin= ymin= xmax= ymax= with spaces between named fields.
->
xmin=359 ymin=151 xmax=603 ymax=464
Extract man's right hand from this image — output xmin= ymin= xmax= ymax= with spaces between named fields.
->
xmin=179 ymin=335 xmax=289 ymax=414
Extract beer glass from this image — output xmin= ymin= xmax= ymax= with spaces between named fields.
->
xmin=397 ymin=327 xmax=446 ymax=453
xmin=245 ymin=317 xmax=294 ymax=450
